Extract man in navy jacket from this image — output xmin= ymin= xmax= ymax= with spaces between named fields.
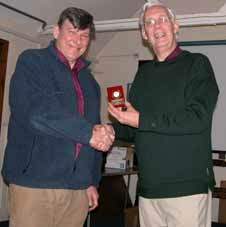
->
xmin=2 ymin=7 xmax=114 ymax=227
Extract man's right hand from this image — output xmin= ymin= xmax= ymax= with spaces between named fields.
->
xmin=89 ymin=124 xmax=115 ymax=152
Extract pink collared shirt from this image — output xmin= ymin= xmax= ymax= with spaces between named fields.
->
xmin=55 ymin=47 xmax=85 ymax=158
xmin=165 ymin=45 xmax=182 ymax=62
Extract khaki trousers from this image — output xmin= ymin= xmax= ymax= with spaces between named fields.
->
xmin=139 ymin=191 xmax=212 ymax=227
xmin=9 ymin=184 xmax=89 ymax=227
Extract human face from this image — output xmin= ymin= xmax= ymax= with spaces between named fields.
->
xmin=53 ymin=19 xmax=90 ymax=67
xmin=142 ymin=6 xmax=179 ymax=60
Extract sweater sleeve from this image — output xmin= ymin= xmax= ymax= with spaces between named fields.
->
xmin=9 ymin=50 xmax=93 ymax=144
xmin=138 ymin=54 xmax=219 ymax=135
xmin=112 ymin=122 xmax=136 ymax=143
xmin=91 ymin=151 xmax=103 ymax=186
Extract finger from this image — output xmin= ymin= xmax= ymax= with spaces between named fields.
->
xmin=93 ymin=195 xmax=98 ymax=206
xmin=90 ymin=200 xmax=98 ymax=211
xmin=109 ymin=104 xmax=120 ymax=113
xmin=108 ymin=102 xmax=114 ymax=108
xmin=100 ymin=140 xmax=111 ymax=150
xmin=107 ymin=103 xmax=114 ymax=112
xmin=89 ymin=199 xmax=95 ymax=211
xmin=105 ymin=131 xmax=114 ymax=141
xmin=106 ymin=126 xmax=115 ymax=136
xmin=108 ymin=126 xmax=115 ymax=135
xmin=108 ymin=103 xmax=120 ymax=114
xmin=88 ymin=199 xmax=95 ymax=211
xmin=89 ymin=202 xmax=97 ymax=211
xmin=104 ymin=134 xmax=114 ymax=145
xmin=103 ymin=124 xmax=114 ymax=133
xmin=108 ymin=109 xmax=120 ymax=120
xmin=109 ymin=134 xmax=115 ymax=141
xmin=97 ymin=142 xmax=110 ymax=152
xmin=125 ymin=101 xmax=131 ymax=106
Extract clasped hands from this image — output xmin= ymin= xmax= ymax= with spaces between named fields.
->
xmin=89 ymin=101 xmax=139 ymax=152
xmin=89 ymin=124 xmax=115 ymax=152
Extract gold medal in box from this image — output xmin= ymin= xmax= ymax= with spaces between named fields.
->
xmin=107 ymin=85 xmax=126 ymax=108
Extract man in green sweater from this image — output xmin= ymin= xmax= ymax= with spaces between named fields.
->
xmin=108 ymin=1 xmax=219 ymax=227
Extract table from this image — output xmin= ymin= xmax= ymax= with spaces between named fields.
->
xmin=86 ymin=167 xmax=138 ymax=227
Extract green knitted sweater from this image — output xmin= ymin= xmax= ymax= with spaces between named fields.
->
xmin=115 ymin=50 xmax=219 ymax=198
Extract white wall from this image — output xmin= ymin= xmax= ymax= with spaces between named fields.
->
xmin=94 ymin=25 xmax=226 ymax=121
xmin=1 ymin=15 xmax=226 ymax=221
xmin=93 ymin=30 xmax=153 ymax=123
xmin=92 ymin=25 xmax=226 ymax=222
xmin=0 ymin=30 xmax=40 ymax=221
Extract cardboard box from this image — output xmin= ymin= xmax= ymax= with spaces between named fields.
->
xmin=105 ymin=159 xmax=128 ymax=170
xmin=105 ymin=146 xmax=135 ymax=170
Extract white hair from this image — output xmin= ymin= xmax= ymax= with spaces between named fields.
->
xmin=139 ymin=0 xmax=176 ymax=29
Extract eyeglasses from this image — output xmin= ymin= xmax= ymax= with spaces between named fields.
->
xmin=144 ymin=16 xmax=170 ymax=27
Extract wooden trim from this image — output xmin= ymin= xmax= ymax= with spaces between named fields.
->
xmin=0 ymin=38 xmax=9 ymax=131
xmin=179 ymin=40 xmax=226 ymax=46
xmin=213 ymin=150 xmax=226 ymax=160
xmin=213 ymin=187 xmax=226 ymax=199
xmin=213 ymin=159 xmax=226 ymax=167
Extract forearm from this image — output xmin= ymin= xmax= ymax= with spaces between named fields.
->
xmin=113 ymin=122 xmax=136 ymax=142
xmin=30 ymin=112 xmax=93 ymax=144
xmin=91 ymin=151 xmax=103 ymax=186
xmin=139 ymin=80 xmax=219 ymax=135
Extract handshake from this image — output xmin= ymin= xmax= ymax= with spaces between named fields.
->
xmin=89 ymin=124 xmax=115 ymax=152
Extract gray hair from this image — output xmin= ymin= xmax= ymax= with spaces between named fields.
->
xmin=139 ymin=0 xmax=176 ymax=29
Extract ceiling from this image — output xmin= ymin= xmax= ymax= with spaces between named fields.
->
xmin=1 ymin=0 xmax=226 ymax=24
xmin=0 ymin=0 xmax=143 ymax=23
xmin=1 ymin=0 xmax=226 ymax=52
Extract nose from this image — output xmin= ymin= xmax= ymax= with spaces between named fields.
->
xmin=76 ymin=35 xmax=81 ymax=45
xmin=70 ymin=32 xmax=82 ymax=46
xmin=154 ymin=20 xmax=161 ymax=28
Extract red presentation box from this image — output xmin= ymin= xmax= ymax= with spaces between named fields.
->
xmin=107 ymin=85 xmax=126 ymax=108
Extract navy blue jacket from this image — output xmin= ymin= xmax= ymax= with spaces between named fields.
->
xmin=2 ymin=41 xmax=102 ymax=189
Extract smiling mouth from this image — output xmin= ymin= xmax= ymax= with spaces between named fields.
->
xmin=154 ymin=32 xmax=165 ymax=39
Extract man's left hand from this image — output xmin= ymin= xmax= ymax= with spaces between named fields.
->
xmin=86 ymin=186 xmax=99 ymax=211
xmin=108 ymin=101 xmax=139 ymax=128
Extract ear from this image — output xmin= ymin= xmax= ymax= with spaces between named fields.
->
xmin=141 ymin=28 xmax=148 ymax=40
xmin=53 ymin=25 xmax=60 ymax=39
xmin=173 ymin=21 xmax=179 ymax=35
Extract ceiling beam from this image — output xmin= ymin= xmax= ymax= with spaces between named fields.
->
xmin=40 ymin=3 xmax=226 ymax=35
